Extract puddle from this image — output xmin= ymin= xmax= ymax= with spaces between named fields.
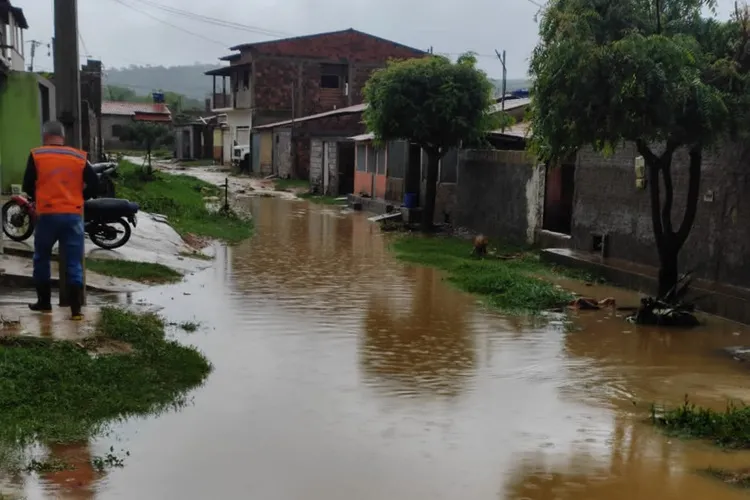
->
xmin=7 ymin=197 xmax=750 ymax=499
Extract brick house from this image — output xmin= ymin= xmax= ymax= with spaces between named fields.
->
xmin=205 ymin=28 xmax=426 ymax=168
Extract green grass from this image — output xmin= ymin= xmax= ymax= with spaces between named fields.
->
xmin=703 ymin=467 xmax=750 ymax=489
xmin=274 ymin=178 xmax=309 ymax=191
xmin=0 ymin=307 xmax=212 ymax=444
xmin=651 ymin=397 xmax=750 ymax=449
xmin=391 ymin=235 xmax=576 ymax=313
xmin=116 ymin=160 xmax=253 ymax=243
xmin=298 ymin=192 xmax=347 ymax=205
xmin=86 ymin=259 xmax=182 ymax=284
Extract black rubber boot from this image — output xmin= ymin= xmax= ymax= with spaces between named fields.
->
xmin=28 ymin=283 xmax=52 ymax=313
xmin=69 ymin=285 xmax=84 ymax=321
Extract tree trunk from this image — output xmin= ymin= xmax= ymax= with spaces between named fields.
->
xmin=637 ymin=140 xmax=702 ymax=301
xmin=422 ymin=149 xmax=441 ymax=232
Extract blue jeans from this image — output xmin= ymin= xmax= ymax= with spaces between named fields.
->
xmin=33 ymin=214 xmax=85 ymax=286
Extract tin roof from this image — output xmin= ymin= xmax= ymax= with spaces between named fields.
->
xmin=487 ymin=98 xmax=531 ymax=114
xmin=254 ymin=103 xmax=367 ymax=130
xmin=102 ymin=101 xmax=171 ymax=117
xmin=490 ymin=121 xmax=531 ymax=138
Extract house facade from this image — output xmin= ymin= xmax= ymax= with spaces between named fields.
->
xmin=0 ymin=0 xmax=26 ymax=73
xmin=101 ymin=101 xmax=172 ymax=149
xmin=0 ymin=3 xmax=56 ymax=192
xmin=206 ymin=28 xmax=426 ymax=165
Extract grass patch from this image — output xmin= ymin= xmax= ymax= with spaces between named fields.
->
xmin=274 ymin=178 xmax=309 ymax=191
xmin=0 ymin=307 xmax=211 ymax=444
xmin=298 ymin=192 xmax=347 ymax=205
xmin=116 ymin=160 xmax=253 ymax=244
xmin=703 ymin=467 xmax=750 ymax=489
xmin=390 ymin=235 xmax=576 ymax=313
xmin=86 ymin=259 xmax=182 ymax=284
xmin=170 ymin=320 xmax=200 ymax=333
xmin=651 ymin=397 xmax=750 ymax=449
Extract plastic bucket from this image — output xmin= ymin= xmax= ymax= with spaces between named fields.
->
xmin=403 ymin=192 xmax=417 ymax=209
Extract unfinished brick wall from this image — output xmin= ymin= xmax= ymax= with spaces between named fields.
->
xmin=574 ymin=142 xmax=750 ymax=287
xmin=249 ymin=30 xmax=425 ymax=122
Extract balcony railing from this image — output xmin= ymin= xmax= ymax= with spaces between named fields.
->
xmin=212 ymin=93 xmax=233 ymax=110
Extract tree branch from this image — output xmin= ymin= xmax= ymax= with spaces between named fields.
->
xmin=676 ymin=145 xmax=702 ymax=248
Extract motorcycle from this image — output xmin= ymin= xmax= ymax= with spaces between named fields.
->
xmin=90 ymin=161 xmax=118 ymax=198
xmin=2 ymin=195 xmax=140 ymax=250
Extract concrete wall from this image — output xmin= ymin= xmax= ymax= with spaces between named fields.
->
xmin=0 ymin=71 xmax=42 ymax=191
xmin=574 ymin=142 xmax=750 ymax=288
xmin=101 ymin=114 xmax=133 ymax=149
xmin=450 ymin=149 xmax=544 ymax=245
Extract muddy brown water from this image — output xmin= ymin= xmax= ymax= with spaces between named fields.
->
xmin=7 ymin=197 xmax=750 ymax=499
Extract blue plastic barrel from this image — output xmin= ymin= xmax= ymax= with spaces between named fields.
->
xmin=404 ymin=192 xmax=417 ymax=209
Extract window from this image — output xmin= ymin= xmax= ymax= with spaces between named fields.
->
xmin=376 ymin=147 xmax=386 ymax=175
xmin=356 ymin=144 xmax=366 ymax=171
xmin=242 ymin=70 xmax=250 ymax=89
xmin=320 ymin=74 xmax=340 ymax=89
xmin=112 ymin=124 xmax=124 ymax=138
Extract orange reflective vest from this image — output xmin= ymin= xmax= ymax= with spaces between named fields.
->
xmin=31 ymin=145 xmax=87 ymax=215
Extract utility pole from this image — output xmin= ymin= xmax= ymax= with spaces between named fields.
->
xmin=53 ymin=0 xmax=85 ymax=307
xmin=27 ymin=40 xmax=44 ymax=72
xmin=495 ymin=49 xmax=508 ymax=131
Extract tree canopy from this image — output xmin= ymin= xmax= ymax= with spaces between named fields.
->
xmin=363 ymin=53 xmax=497 ymax=230
xmin=529 ymin=0 xmax=750 ymax=301
xmin=529 ymin=0 xmax=750 ymax=160
xmin=363 ymin=54 xmax=497 ymax=154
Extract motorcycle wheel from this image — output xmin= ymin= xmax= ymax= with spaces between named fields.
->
xmin=2 ymin=200 xmax=35 ymax=242
xmin=89 ymin=218 xmax=131 ymax=250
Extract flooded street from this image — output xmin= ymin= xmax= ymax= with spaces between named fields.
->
xmin=20 ymin=197 xmax=750 ymax=499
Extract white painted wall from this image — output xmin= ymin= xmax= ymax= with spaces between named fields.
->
xmin=7 ymin=11 xmax=24 ymax=71
xmin=223 ymin=109 xmax=252 ymax=163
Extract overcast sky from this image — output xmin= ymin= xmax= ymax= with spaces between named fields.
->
xmin=14 ymin=0 xmax=742 ymax=80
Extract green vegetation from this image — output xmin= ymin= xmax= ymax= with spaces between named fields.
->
xmin=118 ymin=123 xmax=174 ymax=174
xmin=274 ymin=178 xmax=309 ymax=191
xmin=364 ymin=53 xmax=498 ymax=230
xmin=703 ymin=467 xmax=750 ymax=489
xmin=0 ymin=307 xmax=211 ymax=444
xmin=86 ymin=259 xmax=182 ymax=284
xmin=116 ymin=160 xmax=253 ymax=243
xmin=391 ymin=235 xmax=575 ymax=312
xmin=651 ymin=397 xmax=750 ymax=449
xmin=298 ymin=192 xmax=347 ymax=205
xmin=529 ymin=0 xmax=750 ymax=298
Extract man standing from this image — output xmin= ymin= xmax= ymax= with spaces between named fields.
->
xmin=22 ymin=121 xmax=98 ymax=320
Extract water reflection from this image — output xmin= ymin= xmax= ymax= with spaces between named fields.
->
xmin=41 ymin=441 xmax=97 ymax=499
xmin=502 ymin=416 xmax=750 ymax=499
xmin=360 ymin=266 xmax=476 ymax=398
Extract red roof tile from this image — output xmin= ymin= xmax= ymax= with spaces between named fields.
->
xmin=102 ymin=101 xmax=171 ymax=117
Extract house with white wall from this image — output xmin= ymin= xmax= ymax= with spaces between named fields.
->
xmin=0 ymin=0 xmax=27 ymax=73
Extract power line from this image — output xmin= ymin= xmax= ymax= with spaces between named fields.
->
xmin=78 ymin=30 xmax=90 ymax=58
xmin=128 ymin=0 xmax=291 ymax=38
xmin=109 ymin=0 xmax=229 ymax=46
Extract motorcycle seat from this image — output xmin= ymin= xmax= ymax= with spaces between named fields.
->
xmin=90 ymin=162 xmax=117 ymax=174
xmin=84 ymin=198 xmax=139 ymax=214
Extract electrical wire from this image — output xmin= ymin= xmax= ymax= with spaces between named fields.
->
xmin=109 ymin=0 xmax=229 ymax=46
xmin=128 ymin=0 xmax=291 ymax=38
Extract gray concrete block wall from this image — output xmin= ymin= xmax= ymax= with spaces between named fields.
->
xmin=309 ymin=139 xmax=323 ymax=193
xmin=450 ymin=149 xmax=543 ymax=245
xmin=573 ymin=142 xmax=750 ymax=288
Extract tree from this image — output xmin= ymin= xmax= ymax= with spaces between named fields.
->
xmin=529 ymin=0 xmax=750 ymax=299
xmin=363 ymin=54 xmax=497 ymax=230
xmin=118 ymin=122 xmax=174 ymax=175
